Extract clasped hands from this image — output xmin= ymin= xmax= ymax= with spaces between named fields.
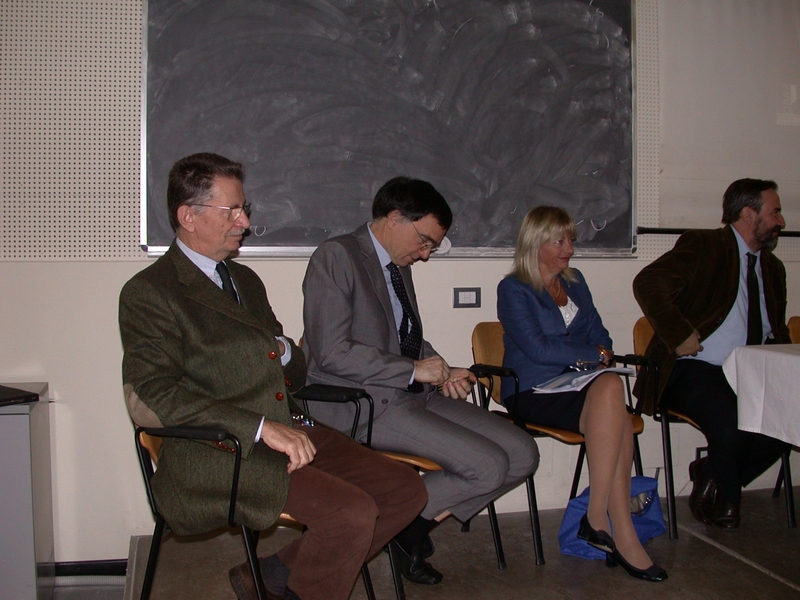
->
xmin=414 ymin=355 xmax=476 ymax=399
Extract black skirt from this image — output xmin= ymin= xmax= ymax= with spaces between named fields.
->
xmin=502 ymin=376 xmax=603 ymax=434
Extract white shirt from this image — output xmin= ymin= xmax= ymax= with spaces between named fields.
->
xmin=367 ymin=223 xmax=418 ymax=385
xmin=682 ymin=227 xmax=770 ymax=366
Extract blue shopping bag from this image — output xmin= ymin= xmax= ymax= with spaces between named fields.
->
xmin=558 ymin=476 xmax=667 ymax=560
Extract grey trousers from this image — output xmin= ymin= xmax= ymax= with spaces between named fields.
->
xmin=366 ymin=392 xmax=540 ymax=522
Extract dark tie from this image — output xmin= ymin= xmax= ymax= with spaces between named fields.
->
xmin=216 ymin=261 xmax=239 ymax=304
xmin=746 ymin=253 xmax=762 ymax=345
xmin=387 ymin=263 xmax=424 ymax=393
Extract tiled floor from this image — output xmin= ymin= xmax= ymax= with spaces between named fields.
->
xmin=63 ymin=486 xmax=800 ymax=599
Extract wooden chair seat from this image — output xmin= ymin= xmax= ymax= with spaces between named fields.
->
xmin=379 ymin=451 xmax=443 ymax=472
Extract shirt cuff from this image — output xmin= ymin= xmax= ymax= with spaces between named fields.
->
xmin=276 ymin=336 xmax=291 ymax=366
xmin=255 ymin=416 xmax=265 ymax=443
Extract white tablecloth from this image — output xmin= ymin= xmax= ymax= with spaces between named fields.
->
xmin=722 ymin=344 xmax=800 ymax=446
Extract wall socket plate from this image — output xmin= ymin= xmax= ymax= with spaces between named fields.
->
xmin=453 ymin=287 xmax=481 ymax=308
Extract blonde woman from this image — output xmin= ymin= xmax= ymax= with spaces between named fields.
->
xmin=497 ymin=206 xmax=666 ymax=582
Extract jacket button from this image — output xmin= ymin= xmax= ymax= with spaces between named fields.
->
xmin=382 ymin=399 xmax=389 ymax=404
xmin=268 ymin=351 xmax=278 ymax=360
xmin=284 ymin=377 xmax=292 ymax=387
xmin=275 ymin=392 xmax=284 ymax=401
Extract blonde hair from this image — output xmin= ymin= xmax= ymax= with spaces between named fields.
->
xmin=511 ymin=206 xmax=578 ymax=291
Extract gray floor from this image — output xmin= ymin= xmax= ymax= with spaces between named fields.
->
xmin=62 ymin=486 xmax=800 ymax=600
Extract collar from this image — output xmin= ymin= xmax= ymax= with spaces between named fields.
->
xmin=176 ymin=237 xmax=221 ymax=279
xmin=367 ymin=222 xmax=393 ymax=268
xmin=731 ymin=226 xmax=760 ymax=260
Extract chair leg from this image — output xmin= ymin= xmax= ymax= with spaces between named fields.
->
xmin=633 ymin=435 xmax=644 ymax=477
xmin=773 ymin=467 xmax=784 ymax=498
xmin=460 ymin=519 xmax=471 ymax=533
xmin=486 ymin=501 xmax=506 ymax=570
xmin=569 ymin=443 xmax=586 ymax=500
xmin=140 ymin=516 xmax=166 ymax=600
xmin=660 ymin=416 xmax=679 ymax=540
xmin=781 ymin=450 xmax=796 ymax=528
xmin=360 ymin=563 xmax=376 ymax=600
xmin=386 ymin=541 xmax=406 ymax=600
xmin=241 ymin=526 xmax=267 ymax=600
xmin=525 ymin=474 xmax=545 ymax=566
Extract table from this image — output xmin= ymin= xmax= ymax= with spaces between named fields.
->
xmin=722 ymin=344 xmax=800 ymax=446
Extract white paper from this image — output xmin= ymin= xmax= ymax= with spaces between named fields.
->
xmin=532 ymin=367 xmax=634 ymax=394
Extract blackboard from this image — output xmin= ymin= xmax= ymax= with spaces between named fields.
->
xmin=145 ymin=0 xmax=633 ymax=255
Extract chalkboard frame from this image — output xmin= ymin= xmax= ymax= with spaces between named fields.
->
xmin=142 ymin=0 xmax=636 ymax=258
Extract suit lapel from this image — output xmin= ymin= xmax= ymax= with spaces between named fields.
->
xmin=167 ymin=245 xmax=266 ymax=331
xmin=354 ymin=225 xmax=404 ymax=351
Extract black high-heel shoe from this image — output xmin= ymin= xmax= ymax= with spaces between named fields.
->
xmin=577 ymin=513 xmax=616 ymax=553
xmin=606 ymin=549 xmax=668 ymax=582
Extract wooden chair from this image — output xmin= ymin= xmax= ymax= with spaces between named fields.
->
xmin=787 ymin=315 xmax=800 ymax=344
xmin=469 ymin=321 xmax=645 ymax=566
xmin=633 ymin=316 xmax=795 ymax=537
xmin=135 ymin=423 xmax=379 ymax=600
xmin=135 ymin=426 xmax=271 ymax=600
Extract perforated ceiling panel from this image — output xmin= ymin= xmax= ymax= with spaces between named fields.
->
xmin=0 ymin=0 xmax=142 ymax=259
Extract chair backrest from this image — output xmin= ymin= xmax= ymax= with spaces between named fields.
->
xmin=471 ymin=321 xmax=506 ymax=405
xmin=139 ymin=431 xmax=162 ymax=465
xmin=788 ymin=316 xmax=800 ymax=344
xmin=633 ymin=316 xmax=655 ymax=355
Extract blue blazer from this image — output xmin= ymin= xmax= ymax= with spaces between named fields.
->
xmin=497 ymin=271 xmax=612 ymax=399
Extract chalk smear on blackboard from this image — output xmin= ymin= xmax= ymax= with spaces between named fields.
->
xmin=146 ymin=0 xmax=632 ymax=254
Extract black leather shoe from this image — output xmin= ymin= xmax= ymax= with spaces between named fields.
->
xmin=713 ymin=496 xmax=741 ymax=529
xmin=689 ymin=457 xmax=717 ymax=525
xmin=389 ymin=539 xmax=443 ymax=585
xmin=606 ymin=549 xmax=668 ymax=582
xmin=577 ymin=513 xmax=616 ymax=553
xmin=229 ymin=562 xmax=285 ymax=600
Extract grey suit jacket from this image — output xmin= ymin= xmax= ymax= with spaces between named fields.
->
xmin=119 ymin=242 xmax=305 ymax=535
xmin=302 ymin=224 xmax=437 ymax=435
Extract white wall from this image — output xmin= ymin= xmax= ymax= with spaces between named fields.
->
xmin=2 ymin=0 xmax=800 ymax=564
xmin=2 ymin=256 xmax=799 ymax=561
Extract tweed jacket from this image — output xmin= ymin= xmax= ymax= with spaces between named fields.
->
xmin=497 ymin=271 xmax=613 ymax=399
xmin=119 ymin=243 xmax=305 ymax=535
xmin=301 ymin=223 xmax=438 ymax=435
xmin=632 ymin=225 xmax=789 ymax=415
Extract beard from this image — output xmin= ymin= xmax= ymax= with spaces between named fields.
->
xmin=754 ymin=216 xmax=782 ymax=251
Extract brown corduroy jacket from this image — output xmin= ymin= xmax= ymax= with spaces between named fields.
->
xmin=632 ymin=225 xmax=789 ymax=415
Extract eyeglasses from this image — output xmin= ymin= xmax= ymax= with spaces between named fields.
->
xmin=410 ymin=221 xmax=441 ymax=253
xmin=193 ymin=202 xmax=251 ymax=221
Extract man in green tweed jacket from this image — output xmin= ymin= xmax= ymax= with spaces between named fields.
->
xmin=119 ymin=153 xmax=426 ymax=600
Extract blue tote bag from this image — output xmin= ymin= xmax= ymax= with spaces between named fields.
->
xmin=558 ymin=476 xmax=667 ymax=560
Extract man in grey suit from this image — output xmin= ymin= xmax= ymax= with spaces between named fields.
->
xmin=119 ymin=154 xmax=426 ymax=600
xmin=302 ymin=177 xmax=539 ymax=585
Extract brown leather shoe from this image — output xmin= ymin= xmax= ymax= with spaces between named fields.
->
xmin=688 ymin=457 xmax=717 ymax=525
xmin=229 ymin=562 xmax=285 ymax=600
xmin=713 ymin=496 xmax=741 ymax=529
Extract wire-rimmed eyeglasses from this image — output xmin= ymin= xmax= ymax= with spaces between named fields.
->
xmin=410 ymin=221 xmax=441 ymax=253
xmin=193 ymin=202 xmax=251 ymax=221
